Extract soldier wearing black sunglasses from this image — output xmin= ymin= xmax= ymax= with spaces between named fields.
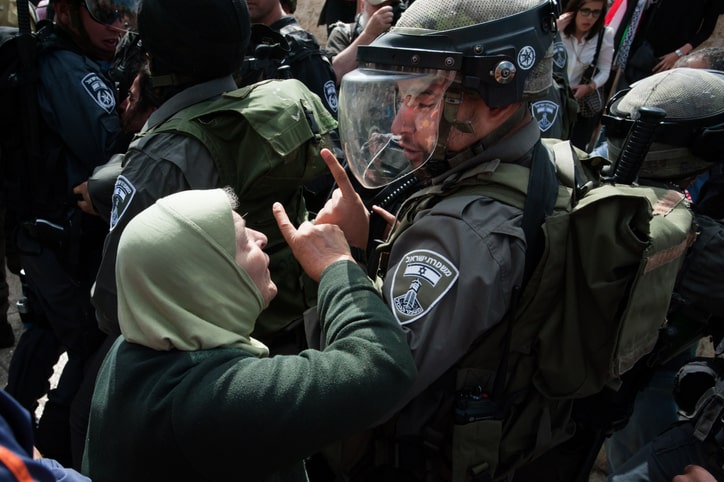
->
xmin=3 ymin=0 xmax=136 ymax=471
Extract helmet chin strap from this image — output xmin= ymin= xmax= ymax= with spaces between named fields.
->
xmin=421 ymin=89 xmax=528 ymax=179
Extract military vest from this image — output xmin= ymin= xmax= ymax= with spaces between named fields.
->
xmin=145 ymin=79 xmax=337 ymax=338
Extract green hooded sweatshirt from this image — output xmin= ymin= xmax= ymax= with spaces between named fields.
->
xmin=83 ymin=188 xmax=416 ymax=482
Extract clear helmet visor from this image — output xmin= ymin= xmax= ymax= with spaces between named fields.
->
xmin=84 ymin=0 xmax=139 ymax=32
xmin=339 ymin=67 xmax=455 ymax=189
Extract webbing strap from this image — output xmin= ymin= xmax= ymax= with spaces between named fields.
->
xmin=0 ymin=446 xmax=34 ymax=482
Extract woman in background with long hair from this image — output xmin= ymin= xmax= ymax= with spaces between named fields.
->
xmin=558 ymin=0 xmax=614 ymax=151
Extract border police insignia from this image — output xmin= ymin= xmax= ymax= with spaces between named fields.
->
xmin=552 ymin=41 xmax=567 ymax=70
xmin=110 ymin=175 xmax=136 ymax=230
xmin=531 ymin=100 xmax=559 ymax=132
xmin=323 ymin=80 xmax=338 ymax=113
xmin=389 ymin=249 xmax=459 ymax=325
xmin=517 ymin=45 xmax=536 ymax=70
xmin=81 ymin=73 xmax=116 ymax=114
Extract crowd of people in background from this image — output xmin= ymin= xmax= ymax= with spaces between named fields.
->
xmin=0 ymin=0 xmax=722 ymax=480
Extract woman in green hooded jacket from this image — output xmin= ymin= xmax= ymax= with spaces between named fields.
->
xmin=82 ymin=188 xmax=416 ymax=481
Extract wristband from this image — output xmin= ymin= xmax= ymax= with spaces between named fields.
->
xmin=675 ymin=49 xmax=683 ymax=57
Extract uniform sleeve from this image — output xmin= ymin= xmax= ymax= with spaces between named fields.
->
xmin=87 ymin=153 xmax=124 ymax=224
xmin=174 ymin=260 xmax=417 ymax=478
xmin=92 ymin=133 xmax=218 ymax=336
xmin=382 ymin=196 xmax=527 ymax=409
xmin=37 ymin=50 xmax=124 ymax=183
xmin=325 ymin=22 xmax=353 ymax=57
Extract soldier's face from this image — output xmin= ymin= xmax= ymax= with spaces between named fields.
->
xmin=390 ymin=78 xmax=447 ymax=168
xmin=121 ymin=73 xmax=155 ymax=134
xmin=56 ymin=0 xmax=123 ymax=61
xmin=77 ymin=1 xmax=127 ymax=60
xmin=391 ymin=82 xmax=511 ymax=165
xmin=245 ymin=0 xmax=279 ymax=24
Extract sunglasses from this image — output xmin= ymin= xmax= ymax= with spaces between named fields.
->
xmin=82 ymin=0 xmax=138 ymax=28
xmin=578 ymin=7 xmax=602 ymax=17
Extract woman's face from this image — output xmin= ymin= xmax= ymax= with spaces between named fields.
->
xmin=232 ymin=212 xmax=277 ymax=308
xmin=574 ymin=0 xmax=604 ymax=34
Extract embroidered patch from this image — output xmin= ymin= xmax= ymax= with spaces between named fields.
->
xmin=81 ymin=73 xmax=116 ymax=114
xmin=552 ymin=41 xmax=568 ymax=70
xmin=531 ymin=100 xmax=559 ymax=132
xmin=517 ymin=45 xmax=536 ymax=70
xmin=323 ymin=80 xmax=338 ymax=113
xmin=389 ymin=249 xmax=459 ymax=325
xmin=110 ymin=175 xmax=136 ymax=230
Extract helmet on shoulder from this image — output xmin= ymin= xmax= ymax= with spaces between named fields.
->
xmin=138 ymin=0 xmax=250 ymax=87
xmin=339 ymin=0 xmax=558 ymax=188
xmin=603 ymin=68 xmax=724 ymax=182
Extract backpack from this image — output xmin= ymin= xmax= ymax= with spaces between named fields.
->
xmin=365 ymin=139 xmax=696 ymax=481
xmin=236 ymin=22 xmax=340 ymax=214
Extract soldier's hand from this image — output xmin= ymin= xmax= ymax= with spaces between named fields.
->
xmin=273 ymin=202 xmax=354 ymax=282
xmin=315 ymin=148 xmax=370 ymax=250
xmin=371 ymin=204 xmax=397 ymax=239
xmin=73 ymin=181 xmax=98 ymax=216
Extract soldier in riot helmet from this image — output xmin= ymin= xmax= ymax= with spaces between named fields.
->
xmin=312 ymin=0 xmax=564 ymax=480
xmin=602 ymin=68 xmax=724 ymax=479
xmin=3 ymin=0 xmax=133 ymax=468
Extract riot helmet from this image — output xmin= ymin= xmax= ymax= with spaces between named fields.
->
xmin=339 ymin=0 xmax=558 ymax=188
xmin=603 ymin=68 xmax=724 ymax=182
xmin=138 ymin=0 xmax=251 ymax=87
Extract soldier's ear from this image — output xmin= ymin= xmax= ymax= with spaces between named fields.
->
xmin=53 ymin=0 xmax=77 ymax=28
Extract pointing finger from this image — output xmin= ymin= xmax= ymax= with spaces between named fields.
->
xmin=320 ymin=148 xmax=357 ymax=200
xmin=272 ymin=202 xmax=296 ymax=244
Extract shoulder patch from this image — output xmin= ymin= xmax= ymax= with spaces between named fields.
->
xmin=389 ymin=249 xmax=459 ymax=325
xmin=110 ymin=175 xmax=136 ymax=230
xmin=531 ymin=100 xmax=559 ymax=132
xmin=81 ymin=73 xmax=116 ymax=114
xmin=323 ymin=80 xmax=338 ymax=113
xmin=552 ymin=41 xmax=568 ymax=70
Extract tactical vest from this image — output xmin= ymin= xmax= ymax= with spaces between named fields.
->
xmin=144 ymin=79 xmax=337 ymax=338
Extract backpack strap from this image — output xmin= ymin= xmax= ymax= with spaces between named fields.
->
xmin=521 ymin=141 xmax=558 ymax=282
